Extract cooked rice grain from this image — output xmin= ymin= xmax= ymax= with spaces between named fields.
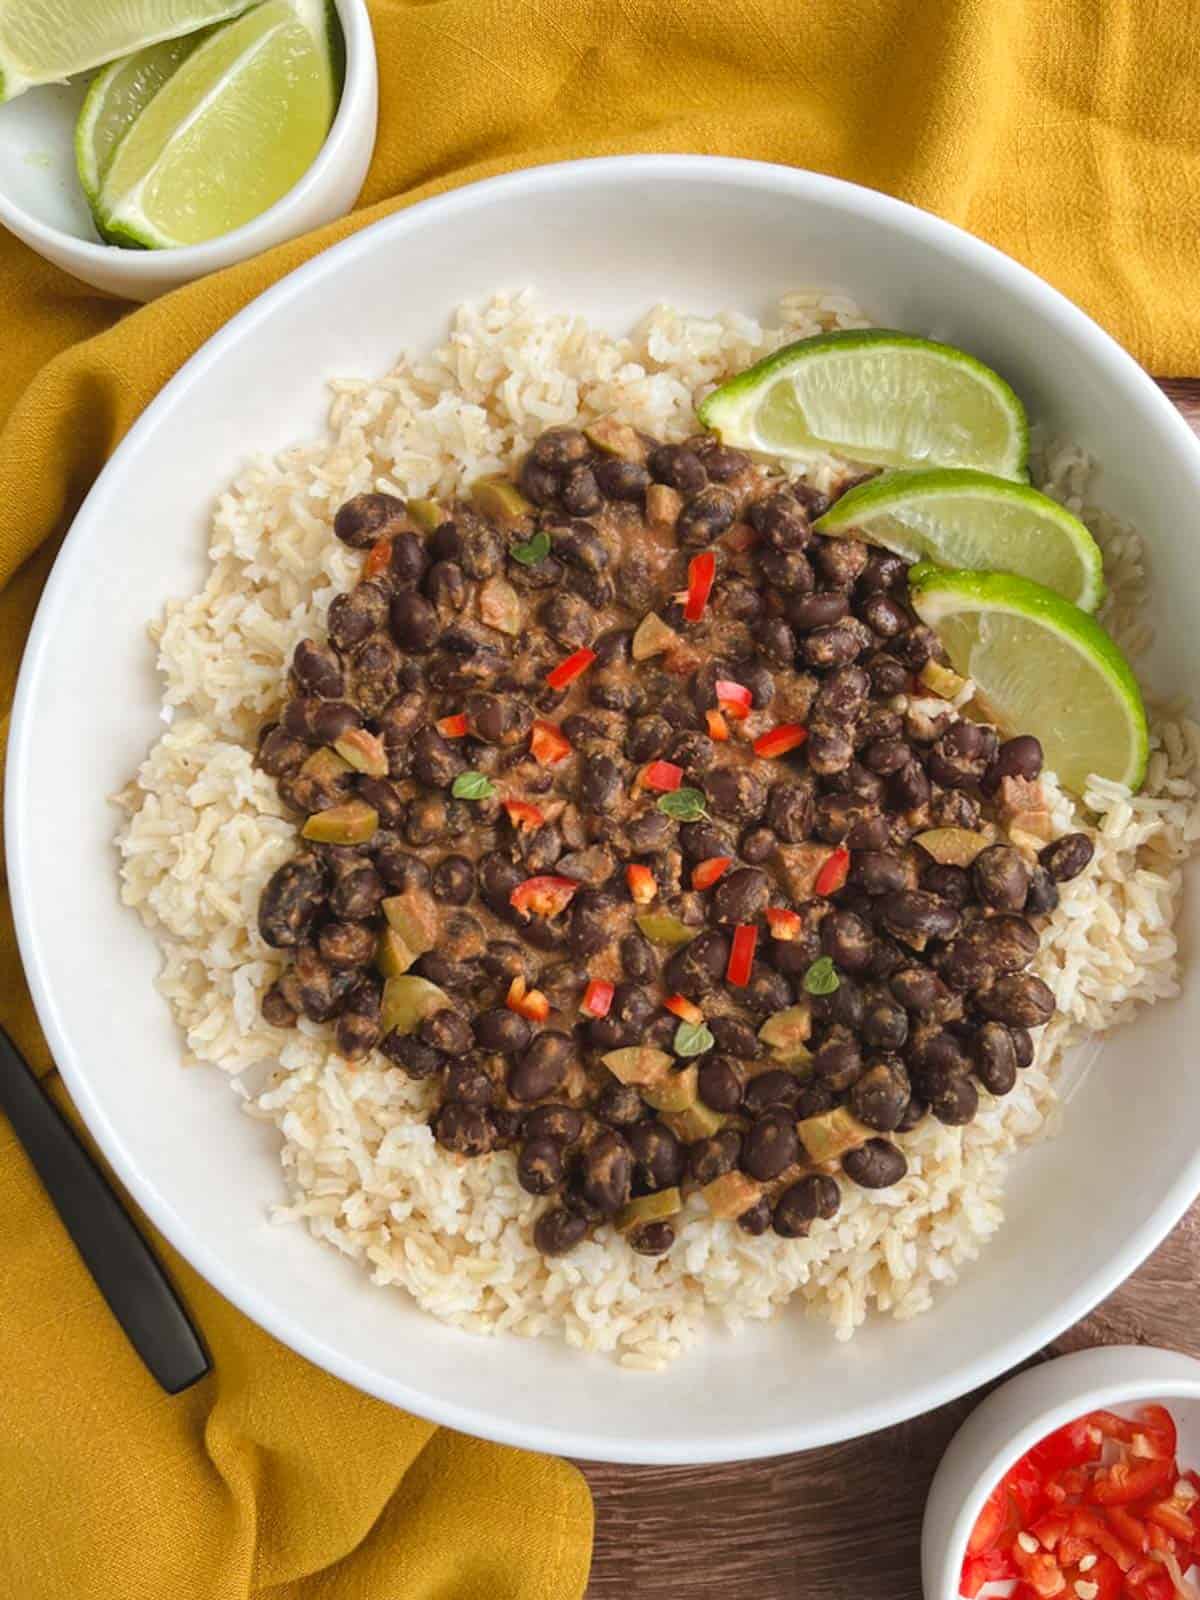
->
xmin=115 ymin=294 xmax=1198 ymax=1366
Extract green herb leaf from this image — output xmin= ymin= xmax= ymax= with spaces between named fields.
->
xmin=510 ymin=529 xmax=551 ymax=567
xmin=803 ymin=956 xmax=840 ymax=996
xmin=657 ymin=787 xmax=709 ymax=822
xmin=451 ymin=770 xmax=497 ymax=801
xmin=673 ymin=1019 xmax=715 ymax=1058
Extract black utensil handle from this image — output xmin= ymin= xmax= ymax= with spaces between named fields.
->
xmin=0 ymin=1027 xmax=210 ymax=1394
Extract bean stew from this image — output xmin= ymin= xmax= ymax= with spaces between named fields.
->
xmin=254 ymin=419 xmax=1095 ymax=1258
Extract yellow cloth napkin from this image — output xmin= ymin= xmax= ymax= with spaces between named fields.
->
xmin=2 ymin=0 xmax=1198 ymax=1592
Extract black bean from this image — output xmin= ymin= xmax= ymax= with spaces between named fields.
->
xmin=842 ymin=1139 xmax=907 ymax=1189
xmin=594 ymin=1081 xmax=645 ymax=1128
xmin=748 ymin=491 xmax=811 ymax=549
xmin=378 ymin=1032 xmax=441 ymax=1077
xmin=518 ymin=1138 xmax=565 ymax=1195
xmin=1024 ymin=865 xmax=1060 ymax=916
xmin=811 ymin=973 xmax=865 ymax=1031
xmin=740 ymin=962 xmax=794 ymax=1018
xmin=531 ymin=427 xmax=590 ymax=470
xmin=678 ymin=486 xmax=737 ymax=548
xmin=737 ymin=1198 xmax=773 ymax=1236
xmin=470 ymin=1008 xmax=528 ymax=1055
xmin=410 ymin=726 xmax=466 ymax=790
xmin=419 ymin=1008 xmax=473 ymax=1056
xmin=427 ymin=854 xmax=472 ymax=905
xmin=627 ymin=1123 xmax=685 ymax=1193
xmin=894 ymin=623 xmax=946 ymax=671
xmin=718 ymin=576 xmax=764 ymax=623
xmin=820 ymin=910 xmax=875 ymax=974
xmin=333 ymin=491 xmax=406 ymax=549
xmin=860 ymin=593 xmax=908 ymax=638
xmin=594 ymin=458 xmax=650 ymax=501
xmin=629 ymin=1220 xmax=676 ymax=1256
xmin=1011 ymin=1027 xmax=1034 ymax=1069
xmin=689 ymin=1128 xmax=743 ymax=1185
xmin=477 ymin=851 xmax=523 ymax=918
xmin=709 ymin=866 xmax=769 ymax=925
xmin=931 ymin=788 xmax=983 ymax=831
xmin=849 ymin=1058 xmax=911 ymax=1132
xmin=697 ymin=1057 xmax=742 ymax=1113
xmin=814 ymin=663 xmax=871 ymax=727
xmin=812 ymin=1029 xmax=863 ymax=1091
xmin=972 ymin=1021 xmax=1019 ymax=1095
xmin=261 ymin=982 xmax=298 ymax=1029
xmin=533 ymin=1206 xmax=588 ymax=1255
xmin=509 ymin=1030 xmax=575 ymax=1101
xmin=281 ymin=695 xmax=361 ymax=747
xmin=849 ymin=850 xmax=906 ymax=897
xmin=257 ymin=725 xmax=309 ymax=778
xmin=444 ymin=1060 xmax=495 ymax=1107
xmin=433 ymin=1102 xmax=496 ymax=1156
xmin=973 ymin=844 xmax=1030 ymax=912
xmin=389 ymin=588 xmax=440 ymax=651
xmin=707 ymin=1015 xmax=761 ymax=1060
xmin=259 ymin=853 xmax=327 ymax=947
xmin=976 ymin=974 xmax=1056 ymax=1028
xmin=555 ymin=462 xmax=599 ymax=515
xmin=764 ymin=780 xmax=815 ymax=844
xmin=577 ymin=751 xmax=624 ymax=810
xmin=741 ymin=1113 xmax=800 ymax=1182
xmin=625 ymin=714 xmax=673 ymax=763
xmin=928 ymin=1075 xmax=979 ymax=1126
xmin=860 ymin=738 xmax=909 ymax=778
xmin=706 ymin=766 xmax=766 ymax=824
xmin=328 ymin=581 xmax=390 ymax=651
xmin=861 ymin=992 xmax=909 ymax=1051
xmin=773 ymin=1175 xmax=839 ymax=1236
xmin=906 ymin=1024 xmax=970 ymax=1084
xmin=890 ymin=967 xmax=955 ymax=1017
xmin=800 ymin=619 xmax=871 ymax=668
xmin=787 ymin=591 xmax=849 ymax=631
xmin=346 ymin=634 xmax=402 ymax=718
xmin=617 ymin=930 xmax=655 ymax=983
xmin=734 ymin=827 xmax=771 ymax=866
xmin=742 ymin=1070 xmax=802 ymax=1118
xmin=292 ymin=638 xmax=344 ymax=699
xmin=425 ymin=560 xmax=468 ymax=616
xmin=328 ymin=854 xmax=385 ymax=921
xmin=568 ymin=889 xmax=621 ymax=959
xmin=807 ymin=729 xmax=855 ymax=776
xmin=649 ymin=443 xmax=707 ymax=493
xmin=588 ymin=983 xmax=655 ymax=1049
xmin=525 ymin=1105 xmax=585 ymax=1145
xmin=389 ymin=531 xmax=428 ymax=587
xmin=796 ymin=1084 xmax=837 ymax=1119
xmin=858 ymin=549 xmax=907 ymax=593
xmin=927 ymin=721 xmax=996 ymax=789
xmin=758 ymin=617 xmax=797 ymax=668
xmin=1039 ymin=832 xmax=1095 ymax=883
xmin=578 ymin=1131 xmax=633 ymax=1214
xmin=867 ymin=652 xmax=910 ymax=698
xmin=812 ymin=536 xmax=869 ymax=589
xmin=983 ymin=734 xmax=1044 ymax=793
xmin=699 ymin=443 xmax=751 ymax=481
xmin=880 ymin=889 xmax=960 ymax=945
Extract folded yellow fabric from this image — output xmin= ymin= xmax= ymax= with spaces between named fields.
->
xmin=1 ymin=0 xmax=1197 ymax=1592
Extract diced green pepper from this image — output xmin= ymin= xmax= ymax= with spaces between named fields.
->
xmin=757 ymin=1003 xmax=814 ymax=1066
xmin=796 ymin=1106 xmax=871 ymax=1164
xmin=601 ymin=1046 xmax=673 ymax=1087
xmin=406 ymin=497 xmax=442 ymax=531
xmin=376 ymin=928 xmax=417 ymax=978
xmin=301 ymin=799 xmax=378 ymax=845
xmin=381 ymin=975 xmax=451 ymax=1036
xmin=641 ymin=1065 xmax=698 ymax=1114
xmin=635 ymin=911 xmax=697 ymax=947
xmin=470 ymin=475 xmax=533 ymax=522
xmin=701 ymin=1171 xmax=763 ymax=1220
xmin=382 ymin=889 xmax=439 ymax=957
xmin=616 ymin=1188 xmax=682 ymax=1233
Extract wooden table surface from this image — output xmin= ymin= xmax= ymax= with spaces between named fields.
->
xmin=578 ymin=376 xmax=1200 ymax=1600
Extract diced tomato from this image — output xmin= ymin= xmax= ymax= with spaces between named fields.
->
xmin=641 ymin=760 xmax=684 ymax=793
xmin=509 ymin=875 xmax=578 ymax=920
xmin=967 ymin=1484 xmax=1011 ymax=1557
xmin=530 ymin=718 xmax=571 ymax=764
xmin=437 ymin=712 xmax=470 ymax=739
xmin=705 ymin=708 xmax=730 ymax=742
xmin=506 ymin=975 xmax=550 ymax=1022
xmin=626 ymin=863 xmax=658 ymax=905
xmin=664 ymin=994 xmax=704 ymax=1025
xmin=752 ymin=722 xmax=808 ymax=759
xmin=765 ymin=906 xmax=803 ymax=941
xmin=1147 ymin=1499 xmax=1195 ymax=1543
xmin=814 ymin=846 xmax=851 ymax=897
xmin=1011 ymin=1540 xmax=1066 ymax=1597
xmin=364 ymin=535 xmax=393 ymax=579
xmin=546 ymin=647 xmax=596 ymax=690
xmin=1068 ymin=1510 xmax=1136 ymax=1572
xmin=1030 ymin=1419 xmax=1103 ymax=1475
xmin=1089 ymin=1457 xmax=1175 ymax=1507
xmin=725 ymin=924 xmax=758 ymax=987
xmin=503 ymin=799 xmax=545 ymax=833
xmin=715 ymin=678 xmax=753 ymax=720
xmin=580 ymin=979 xmax=615 ymax=1019
xmin=960 ymin=1548 xmax=1018 ymax=1598
xmin=692 ymin=855 xmax=733 ymax=891
xmin=684 ymin=551 xmax=717 ymax=623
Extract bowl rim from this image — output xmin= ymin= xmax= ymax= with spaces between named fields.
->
xmin=10 ymin=154 xmax=1200 ymax=1463
xmin=0 ymin=0 xmax=374 ymax=274
xmin=934 ymin=1350 xmax=1200 ymax=1598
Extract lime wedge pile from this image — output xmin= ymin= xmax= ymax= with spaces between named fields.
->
xmin=704 ymin=331 xmax=1149 ymax=792
xmin=0 ymin=0 xmax=342 ymax=250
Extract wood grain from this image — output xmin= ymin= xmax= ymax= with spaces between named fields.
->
xmin=576 ymin=378 xmax=1200 ymax=1600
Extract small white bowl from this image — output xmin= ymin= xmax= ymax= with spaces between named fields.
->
xmin=0 ymin=0 xmax=377 ymax=300
xmin=923 ymin=1346 xmax=1200 ymax=1600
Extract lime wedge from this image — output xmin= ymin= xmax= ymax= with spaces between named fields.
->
xmin=95 ymin=0 xmax=340 ymax=250
xmin=698 ymin=331 xmax=1029 ymax=480
xmin=0 ymin=0 xmax=252 ymax=102
xmin=814 ymin=469 xmax=1104 ymax=611
xmin=76 ymin=33 xmax=201 ymax=207
xmin=908 ymin=566 xmax=1147 ymax=793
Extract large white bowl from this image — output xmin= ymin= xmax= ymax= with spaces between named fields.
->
xmin=9 ymin=157 xmax=1200 ymax=1464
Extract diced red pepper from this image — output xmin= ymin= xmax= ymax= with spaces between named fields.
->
xmin=364 ymin=535 xmax=393 ymax=579
xmin=814 ymin=846 xmax=851 ymax=897
xmin=706 ymin=709 xmax=730 ymax=742
xmin=580 ymin=979 xmax=615 ymax=1019
xmin=664 ymin=993 xmax=704 ymax=1025
xmin=1076 ymin=1552 xmax=1122 ymax=1600
xmin=1068 ymin=1510 xmax=1136 ymax=1571
xmin=1146 ymin=1499 xmax=1196 ymax=1543
xmin=437 ymin=712 xmax=470 ymax=739
xmin=503 ymin=799 xmax=545 ymax=833
xmin=1103 ymin=1506 xmax=1151 ymax=1556
xmin=506 ymin=975 xmax=550 ymax=1022
xmin=692 ymin=855 xmax=733 ymax=891
xmin=715 ymin=678 xmax=753 ymax=720
xmin=1032 ymin=1514 xmax=1070 ymax=1551
xmin=1126 ymin=1566 xmax=1173 ymax=1600
xmin=1089 ymin=1458 xmax=1175 ymax=1507
xmin=968 ymin=1484 xmax=1012 ymax=1557
xmin=626 ymin=863 xmax=658 ymax=905
xmin=1030 ymin=1419 xmax=1103 ymax=1476
xmin=1006 ymin=1458 xmax=1050 ymax=1522
xmin=1011 ymin=1540 xmax=1066 ymax=1597
xmin=1044 ymin=1467 xmax=1091 ymax=1506
xmin=765 ymin=906 xmax=803 ymax=940
xmin=726 ymin=924 xmax=758 ymax=987
xmin=684 ymin=551 xmax=717 ymax=623
xmin=753 ymin=722 xmax=808 ymax=759
xmin=509 ymin=875 xmax=578 ymax=920
xmin=641 ymin=760 xmax=684 ymax=793
xmin=546 ymin=647 xmax=596 ymax=690
xmin=1132 ymin=1405 xmax=1179 ymax=1462
xmin=530 ymin=718 xmax=572 ymax=764
xmin=960 ymin=1548 xmax=1018 ymax=1598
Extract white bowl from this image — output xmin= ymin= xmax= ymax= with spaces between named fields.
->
xmin=0 ymin=0 xmax=377 ymax=300
xmin=923 ymin=1346 xmax=1200 ymax=1600
xmin=8 ymin=157 xmax=1200 ymax=1464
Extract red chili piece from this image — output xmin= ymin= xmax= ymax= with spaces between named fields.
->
xmin=580 ymin=979 xmax=615 ymax=1019
xmin=509 ymin=876 xmax=578 ymax=919
xmin=546 ymin=647 xmax=596 ymax=690
xmin=436 ymin=712 xmax=470 ymax=739
xmin=765 ymin=907 xmax=803 ymax=940
xmin=752 ymin=722 xmax=808 ymax=758
xmin=626 ymin=864 xmax=657 ymax=905
xmin=641 ymin=760 xmax=683 ymax=792
xmin=715 ymin=678 xmax=752 ymax=719
xmin=683 ymin=551 xmax=717 ymax=623
xmin=530 ymin=719 xmax=572 ymax=764
xmin=814 ymin=846 xmax=850 ymax=897
xmin=705 ymin=708 xmax=730 ymax=742
xmin=664 ymin=993 xmax=704 ymax=1024
xmin=691 ymin=856 xmax=733 ymax=891
xmin=363 ymin=536 xmax=393 ymax=579
xmin=503 ymin=800 xmax=545 ymax=833
xmin=725 ymin=924 xmax=758 ymax=987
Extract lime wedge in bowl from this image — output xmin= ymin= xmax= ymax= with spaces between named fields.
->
xmin=76 ymin=33 xmax=202 ymax=208
xmin=95 ymin=0 xmax=341 ymax=250
xmin=815 ymin=469 xmax=1105 ymax=611
xmin=908 ymin=565 xmax=1148 ymax=794
xmin=698 ymin=331 xmax=1029 ymax=480
xmin=0 ymin=0 xmax=252 ymax=102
